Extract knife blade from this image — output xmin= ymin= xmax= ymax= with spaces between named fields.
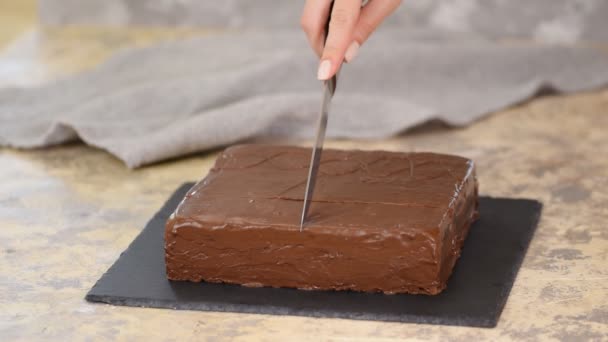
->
xmin=299 ymin=1 xmax=339 ymax=231
xmin=300 ymin=75 xmax=336 ymax=231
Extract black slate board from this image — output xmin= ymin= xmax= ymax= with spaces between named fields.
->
xmin=86 ymin=183 xmax=542 ymax=328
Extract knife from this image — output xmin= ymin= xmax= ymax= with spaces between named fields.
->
xmin=299 ymin=72 xmax=335 ymax=231
xmin=300 ymin=0 xmax=368 ymax=231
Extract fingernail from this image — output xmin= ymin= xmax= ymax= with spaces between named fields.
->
xmin=344 ymin=41 xmax=360 ymax=63
xmin=317 ymin=59 xmax=332 ymax=80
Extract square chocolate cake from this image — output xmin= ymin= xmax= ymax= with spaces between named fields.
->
xmin=165 ymin=144 xmax=478 ymax=295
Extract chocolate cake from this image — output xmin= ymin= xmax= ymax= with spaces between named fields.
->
xmin=165 ymin=144 xmax=479 ymax=295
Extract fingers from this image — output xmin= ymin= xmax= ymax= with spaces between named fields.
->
xmin=301 ymin=0 xmax=332 ymax=57
xmin=304 ymin=0 xmax=401 ymax=80
xmin=351 ymin=0 xmax=401 ymax=52
xmin=318 ymin=0 xmax=362 ymax=80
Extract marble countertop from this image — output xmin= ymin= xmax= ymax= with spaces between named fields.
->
xmin=1 ymin=14 xmax=607 ymax=342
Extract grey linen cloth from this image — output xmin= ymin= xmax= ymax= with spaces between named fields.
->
xmin=1 ymin=29 xmax=608 ymax=168
xmin=39 ymin=0 xmax=608 ymax=44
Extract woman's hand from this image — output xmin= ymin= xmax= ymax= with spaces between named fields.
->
xmin=301 ymin=0 xmax=401 ymax=80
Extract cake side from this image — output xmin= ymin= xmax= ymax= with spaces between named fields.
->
xmin=436 ymin=161 xmax=479 ymax=293
xmin=165 ymin=144 xmax=479 ymax=295
xmin=166 ymin=211 xmax=443 ymax=294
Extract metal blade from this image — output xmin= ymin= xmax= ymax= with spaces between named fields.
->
xmin=300 ymin=76 xmax=336 ymax=231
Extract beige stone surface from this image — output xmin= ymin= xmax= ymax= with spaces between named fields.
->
xmin=1 ymin=12 xmax=607 ymax=342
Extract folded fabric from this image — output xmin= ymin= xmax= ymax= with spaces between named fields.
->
xmin=1 ymin=29 xmax=607 ymax=168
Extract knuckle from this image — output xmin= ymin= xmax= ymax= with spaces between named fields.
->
xmin=300 ymin=17 xmax=312 ymax=32
xmin=357 ymin=18 xmax=375 ymax=36
xmin=330 ymin=8 xmax=355 ymax=28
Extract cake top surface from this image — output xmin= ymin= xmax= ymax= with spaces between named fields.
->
xmin=175 ymin=144 xmax=474 ymax=232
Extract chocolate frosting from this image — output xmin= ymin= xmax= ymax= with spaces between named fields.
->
xmin=165 ymin=145 xmax=478 ymax=295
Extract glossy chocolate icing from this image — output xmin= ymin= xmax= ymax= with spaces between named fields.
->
xmin=165 ymin=145 xmax=478 ymax=295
